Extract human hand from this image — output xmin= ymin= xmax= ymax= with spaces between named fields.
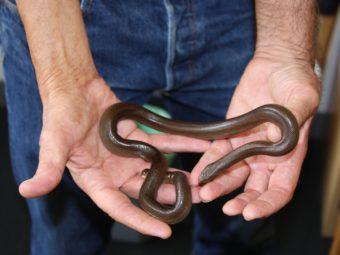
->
xmin=19 ymin=77 xmax=210 ymax=238
xmin=191 ymin=55 xmax=320 ymax=220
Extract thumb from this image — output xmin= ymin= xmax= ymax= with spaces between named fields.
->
xmin=268 ymin=92 xmax=320 ymax=143
xmin=19 ymin=129 xmax=69 ymax=198
xmin=267 ymin=94 xmax=319 ymax=142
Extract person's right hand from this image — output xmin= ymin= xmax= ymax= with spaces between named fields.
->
xmin=19 ymin=77 xmax=210 ymax=239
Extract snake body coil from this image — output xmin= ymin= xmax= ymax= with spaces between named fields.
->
xmin=99 ymin=103 xmax=299 ymax=224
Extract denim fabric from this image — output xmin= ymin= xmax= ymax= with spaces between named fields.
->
xmin=0 ymin=0 xmax=259 ymax=254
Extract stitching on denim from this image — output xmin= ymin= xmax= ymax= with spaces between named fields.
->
xmin=186 ymin=0 xmax=199 ymax=82
xmin=2 ymin=0 xmax=18 ymax=15
xmin=164 ymin=0 xmax=176 ymax=91
xmin=80 ymin=0 xmax=93 ymax=16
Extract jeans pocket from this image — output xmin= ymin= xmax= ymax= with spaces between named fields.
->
xmin=80 ymin=0 xmax=93 ymax=15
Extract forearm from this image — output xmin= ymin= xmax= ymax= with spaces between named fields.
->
xmin=16 ymin=0 xmax=98 ymax=103
xmin=255 ymin=0 xmax=318 ymax=64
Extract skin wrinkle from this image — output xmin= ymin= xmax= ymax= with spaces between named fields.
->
xmin=243 ymin=189 xmax=262 ymax=199
xmin=208 ymin=168 xmax=246 ymax=193
xmin=235 ymin=190 xmax=261 ymax=206
xmin=248 ymin=198 xmax=274 ymax=215
xmin=245 ymin=169 xmax=272 ymax=192
xmin=204 ymin=166 xmax=250 ymax=200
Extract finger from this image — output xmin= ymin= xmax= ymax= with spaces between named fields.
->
xmin=83 ymin=182 xmax=171 ymax=238
xmin=128 ymin=128 xmax=211 ymax=153
xmin=199 ymin=163 xmax=249 ymax=202
xmin=242 ymin=159 xmax=303 ymax=220
xmin=117 ymin=119 xmax=211 ymax=153
xmin=19 ymin=129 xmax=69 ymax=198
xmin=223 ymin=189 xmax=261 ymax=216
xmin=281 ymin=84 xmax=319 ymax=126
xmin=190 ymin=140 xmax=232 ymax=186
xmin=117 ymin=119 xmax=138 ymax=137
xmin=267 ymin=124 xmax=282 ymax=143
xmin=242 ymin=162 xmax=302 ymax=220
xmin=156 ymin=183 xmax=201 ymax=204
xmin=241 ymin=120 xmax=310 ymax=220
xmin=149 ymin=133 xmax=211 ymax=153
xmin=268 ymin=62 xmax=321 ymax=126
xmin=104 ymin=157 xmax=150 ymax=186
xmin=121 ymin=168 xmax=202 ymax=204
xmin=223 ymin=168 xmax=271 ymax=215
xmin=242 ymin=183 xmax=293 ymax=221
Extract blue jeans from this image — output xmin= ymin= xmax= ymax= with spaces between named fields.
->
xmin=0 ymin=0 xmax=261 ymax=254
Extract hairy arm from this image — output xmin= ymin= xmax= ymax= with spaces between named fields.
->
xmin=16 ymin=0 xmax=98 ymax=102
xmin=255 ymin=0 xmax=318 ymax=64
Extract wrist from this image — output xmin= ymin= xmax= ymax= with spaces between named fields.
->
xmin=254 ymin=44 xmax=315 ymax=67
xmin=39 ymin=65 xmax=99 ymax=105
xmin=33 ymin=38 xmax=99 ymax=104
xmin=33 ymin=41 xmax=98 ymax=86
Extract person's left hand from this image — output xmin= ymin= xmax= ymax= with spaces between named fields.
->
xmin=190 ymin=55 xmax=320 ymax=220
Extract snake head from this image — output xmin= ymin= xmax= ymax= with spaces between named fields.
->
xmin=198 ymin=164 xmax=217 ymax=185
xmin=198 ymin=159 xmax=226 ymax=185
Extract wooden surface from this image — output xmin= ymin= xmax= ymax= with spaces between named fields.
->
xmin=330 ymin=214 xmax=340 ymax=255
xmin=317 ymin=15 xmax=336 ymax=67
xmin=320 ymin=7 xmax=340 ymax=237
xmin=322 ymin=72 xmax=340 ymax=237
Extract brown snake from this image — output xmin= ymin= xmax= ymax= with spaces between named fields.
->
xmin=99 ymin=103 xmax=299 ymax=224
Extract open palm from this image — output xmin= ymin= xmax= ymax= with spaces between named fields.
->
xmin=191 ymin=57 xmax=320 ymax=220
xmin=19 ymin=78 xmax=210 ymax=238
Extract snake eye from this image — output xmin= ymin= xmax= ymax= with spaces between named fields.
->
xmin=165 ymin=172 xmax=176 ymax=183
xmin=141 ymin=169 xmax=150 ymax=178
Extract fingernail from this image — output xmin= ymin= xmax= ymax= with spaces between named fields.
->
xmin=200 ymin=192 xmax=213 ymax=203
xmin=268 ymin=125 xmax=281 ymax=142
xmin=19 ymin=182 xmax=32 ymax=198
xmin=243 ymin=210 xmax=256 ymax=221
xmin=222 ymin=205 xmax=237 ymax=216
xmin=158 ymin=229 xmax=171 ymax=239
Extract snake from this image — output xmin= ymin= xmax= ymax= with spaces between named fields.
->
xmin=99 ymin=102 xmax=299 ymax=224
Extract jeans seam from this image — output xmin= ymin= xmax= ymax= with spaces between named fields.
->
xmin=80 ymin=0 xmax=93 ymax=15
xmin=186 ymin=0 xmax=199 ymax=83
xmin=1 ymin=0 xmax=18 ymax=15
xmin=164 ymin=0 xmax=176 ymax=91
